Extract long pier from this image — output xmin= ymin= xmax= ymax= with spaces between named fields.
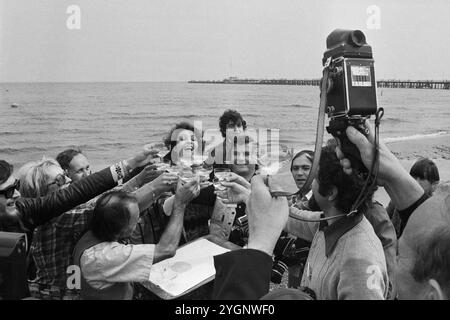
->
xmin=188 ymin=78 xmax=449 ymax=90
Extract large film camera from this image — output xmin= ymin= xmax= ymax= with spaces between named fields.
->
xmin=323 ymin=29 xmax=378 ymax=176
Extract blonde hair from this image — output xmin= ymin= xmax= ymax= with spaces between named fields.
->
xmin=17 ymin=157 xmax=62 ymax=198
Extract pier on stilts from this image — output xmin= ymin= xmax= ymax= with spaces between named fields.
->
xmin=188 ymin=78 xmax=449 ymax=90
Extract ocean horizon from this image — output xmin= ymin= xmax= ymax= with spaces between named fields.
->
xmin=1 ymin=82 xmax=449 ymax=172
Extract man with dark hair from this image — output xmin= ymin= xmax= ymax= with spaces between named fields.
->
xmin=56 ymin=148 xmax=91 ymax=183
xmin=388 ymin=157 xmax=440 ymax=238
xmin=409 ymin=158 xmax=440 ymax=195
xmin=219 ymin=109 xmax=247 ymax=139
xmin=74 ymin=180 xmax=199 ymax=300
xmin=284 ymin=146 xmax=388 ymax=299
xmin=209 ymin=109 xmax=248 ymax=166
xmin=212 ymin=122 xmax=447 ymax=300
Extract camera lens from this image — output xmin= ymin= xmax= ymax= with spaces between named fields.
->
xmin=350 ymin=30 xmax=366 ymax=47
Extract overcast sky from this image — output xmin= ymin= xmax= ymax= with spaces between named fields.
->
xmin=0 ymin=0 xmax=449 ymax=82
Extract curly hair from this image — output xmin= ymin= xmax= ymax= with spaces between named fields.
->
xmin=317 ymin=146 xmax=370 ymax=214
xmin=219 ymin=109 xmax=247 ymax=138
xmin=163 ymin=122 xmax=204 ymax=163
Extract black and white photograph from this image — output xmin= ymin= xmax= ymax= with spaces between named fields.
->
xmin=0 ymin=0 xmax=449 ymax=307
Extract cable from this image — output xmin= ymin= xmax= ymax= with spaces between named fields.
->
xmin=346 ymin=107 xmax=384 ymax=217
xmin=299 ymin=67 xmax=329 ymax=197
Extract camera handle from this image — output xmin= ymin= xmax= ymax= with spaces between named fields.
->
xmin=326 ymin=116 xmax=369 ymax=177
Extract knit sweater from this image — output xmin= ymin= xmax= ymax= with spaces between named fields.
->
xmin=286 ymin=212 xmax=388 ymax=300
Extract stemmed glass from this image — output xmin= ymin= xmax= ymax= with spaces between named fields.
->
xmin=193 ymin=163 xmax=213 ymax=188
xmin=257 ymin=144 xmax=293 ymax=175
xmin=213 ymin=168 xmax=230 ymax=192
xmin=213 ymin=168 xmax=237 ymax=209
xmin=149 ymin=142 xmax=170 ymax=159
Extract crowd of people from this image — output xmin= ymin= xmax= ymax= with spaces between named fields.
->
xmin=0 ymin=109 xmax=448 ymax=300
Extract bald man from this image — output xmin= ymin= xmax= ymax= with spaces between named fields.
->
xmin=395 ymin=183 xmax=450 ymax=299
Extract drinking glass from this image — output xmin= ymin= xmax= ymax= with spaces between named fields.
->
xmin=178 ymin=168 xmax=198 ymax=186
xmin=213 ymin=168 xmax=231 ymax=192
xmin=149 ymin=142 xmax=170 ymax=158
xmin=194 ymin=163 xmax=213 ymax=187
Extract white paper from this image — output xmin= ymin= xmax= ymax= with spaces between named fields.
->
xmin=147 ymin=238 xmax=230 ymax=297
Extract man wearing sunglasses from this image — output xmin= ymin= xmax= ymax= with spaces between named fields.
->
xmin=0 ymin=145 xmax=157 ymax=234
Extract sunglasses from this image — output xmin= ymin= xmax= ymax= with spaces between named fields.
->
xmin=0 ymin=179 xmax=20 ymax=199
xmin=47 ymin=174 xmax=68 ymax=187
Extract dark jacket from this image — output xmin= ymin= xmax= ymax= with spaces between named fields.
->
xmin=2 ymin=167 xmax=116 ymax=234
xmin=213 ymin=249 xmax=272 ymax=300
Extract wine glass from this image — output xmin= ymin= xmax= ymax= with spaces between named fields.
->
xmin=194 ymin=163 xmax=213 ymax=188
xmin=213 ymin=168 xmax=230 ymax=192
xmin=149 ymin=141 xmax=170 ymax=159
xmin=178 ymin=168 xmax=198 ymax=186
xmin=257 ymin=143 xmax=293 ymax=175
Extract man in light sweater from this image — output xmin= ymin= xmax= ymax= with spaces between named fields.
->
xmin=285 ymin=146 xmax=388 ymax=299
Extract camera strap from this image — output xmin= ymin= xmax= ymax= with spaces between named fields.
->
xmin=298 ymin=66 xmax=330 ymax=197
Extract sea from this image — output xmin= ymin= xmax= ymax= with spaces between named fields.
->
xmin=1 ymin=82 xmax=449 ymax=172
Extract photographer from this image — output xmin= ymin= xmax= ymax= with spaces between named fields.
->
xmin=213 ymin=120 xmax=449 ymax=300
xmin=214 ymin=145 xmax=389 ymax=300
xmin=285 ymin=146 xmax=388 ymax=299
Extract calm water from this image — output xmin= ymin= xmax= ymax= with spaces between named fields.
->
xmin=1 ymin=82 xmax=449 ymax=171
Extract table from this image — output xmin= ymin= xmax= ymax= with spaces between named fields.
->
xmin=137 ymin=235 xmax=241 ymax=300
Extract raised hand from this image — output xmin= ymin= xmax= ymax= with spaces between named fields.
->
xmin=134 ymin=165 xmax=163 ymax=186
xmin=335 ymin=120 xmax=404 ymax=186
xmin=174 ymin=179 xmax=200 ymax=206
xmin=150 ymin=172 xmax=179 ymax=193
xmin=246 ymin=175 xmax=289 ymax=256
xmin=126 ymin=144 xmax=160 ymax=170
xmin=336 ymin=120 xmax=424 ymax=210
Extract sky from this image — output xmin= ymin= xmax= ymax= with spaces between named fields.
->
xmin=0 ymin=0 xmax=449 ymax=82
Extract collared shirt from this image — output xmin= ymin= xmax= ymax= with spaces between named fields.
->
xmin=286 ymin=209 xmax=388 ymax=299
xmin=30 ymin=200 xmax=96 ymax=288
xmin=304 ymin=214 xmax=387 ymax=300
xmin=319 ymin=212 xmax=364 ymax=257
xmin=80 ymin=242 xmax=155 ymax=290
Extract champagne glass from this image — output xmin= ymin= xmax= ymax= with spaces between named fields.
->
xmin=258 ymin=143 xmax=293 ymax=175
xmin=194 ymin=163 xmax=213 ymax=188
xmin=213 ymin=168 xmax=230 ymax=192
xmin=178 ymin=168 xmax=198 ymax=186
xmin=149 ymin=141 xmax=170 ymax=159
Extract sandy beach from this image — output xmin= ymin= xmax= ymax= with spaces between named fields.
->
xmin=374 ymin=133 xmax=450 ymax=206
